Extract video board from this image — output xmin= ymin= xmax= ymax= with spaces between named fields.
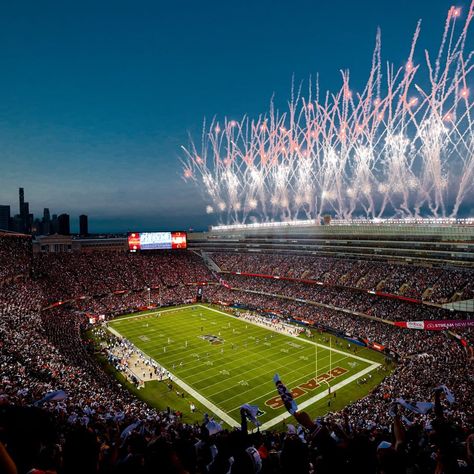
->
xmin=128 ymin=231 xmax=187 ymax=251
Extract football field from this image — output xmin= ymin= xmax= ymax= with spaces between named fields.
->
xmin=107 ymin=304 xmax=381 ymax=429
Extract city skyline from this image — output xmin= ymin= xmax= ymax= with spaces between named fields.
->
xmin=0 ymin=187 xmax=88 ymax=235
xmin=1 ymin=0 xmax=473 ymax=232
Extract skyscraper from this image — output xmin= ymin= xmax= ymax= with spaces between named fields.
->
xmin=18 ymin=187 xmax=31 ymax=233
xmin=0 ymin=205 xmax=10 ymax=230
xmin=51 ymin=214 xmax=59 ymax=234
xmin=19 ymin=188 xmax=24 ymax=214
xmin=58 ymin=214 xmax=70 ymax=235
xmin=79 ymin=215 xmax=88 ymax=236
xmin=32 ymin=218 xmax=42 ymax=235
xmin=18 ymin=187 xmax=26 ymax=232
xmin=42 ymin=208 xmax=51 ymax=235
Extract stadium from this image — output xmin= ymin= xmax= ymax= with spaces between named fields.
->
xmin=1 ymin=217 xmax=473 ymax=473
xmin=1 ymin=2 xmax=474 ymax=474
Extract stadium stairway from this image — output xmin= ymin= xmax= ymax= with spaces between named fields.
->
xmin=198 ymin=251 xmax=222 ymax=273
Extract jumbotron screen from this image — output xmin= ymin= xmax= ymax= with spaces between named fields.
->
xmin=127 ymin=232 xmax=187 ymax=251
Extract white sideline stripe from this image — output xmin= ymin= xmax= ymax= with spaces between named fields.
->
xmin=258 ymin=362 xmax=380 ymax=431
xmin=153 ymin=370 xmax=240 ymax=428
xmin=107 ymin=326 xmax=122 ymax=338
xmin=108 ymin=304 xmax=381 ymax=428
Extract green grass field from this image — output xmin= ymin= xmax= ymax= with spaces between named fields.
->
xmin=107 ymin=304 xmax=387 ymax=429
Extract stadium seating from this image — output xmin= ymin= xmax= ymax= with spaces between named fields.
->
xmin=1 ymin=238 xmax=473 ymax=473
xmin=209 ymin=252 xmax=474 ymax=303
xmin=0 ymin=233 xmax=31 ymax=283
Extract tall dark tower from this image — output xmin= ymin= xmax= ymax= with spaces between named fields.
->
xmin=42 ymin=208 xmax=51 ymax=235
xmin=51 ymin=214 xmax=59 ymax=234
xmin=0 ymin=205 xmax=10 ymax=230
xmin=58 ymin=214 xmax=70 ymax=235
xmin=19 ymin=188 xmax=24 ymax=215
xmin=18 ymin=187 xmax=29 ymax=232
xmin=79 ymin=215 xmax=88 ymax=236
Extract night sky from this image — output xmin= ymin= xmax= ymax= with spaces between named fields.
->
xmin=0 ymin=0 xmax=469 ymax=232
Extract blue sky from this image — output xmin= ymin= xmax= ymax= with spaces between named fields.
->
xmin=0 ymin=0 xmax=469 ymax=232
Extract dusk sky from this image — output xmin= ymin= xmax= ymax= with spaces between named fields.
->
xmin=0 ymin=0 xmax=470 ymax=232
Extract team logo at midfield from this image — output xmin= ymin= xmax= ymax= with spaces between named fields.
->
xmin=199 ymin=334 xmax=224 ymax=345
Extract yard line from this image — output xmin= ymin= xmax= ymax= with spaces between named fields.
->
xmin=118 ymin=320 xmax=265 ymax=349
xmin=141 ymin=335 xmax=286 ymax=362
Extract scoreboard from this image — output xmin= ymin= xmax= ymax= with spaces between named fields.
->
xmin=128 ymin=231 xmax=187 ymax=252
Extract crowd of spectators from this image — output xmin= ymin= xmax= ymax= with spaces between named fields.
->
xmin=0 ymin=233 xmax=32 ymax=283
xmin=33 ymin=251 xmax=213 ymax=303
xmin=105 ymin=332 xmax=167 ymax=386
xmin=220 ymin=274 xmax=469 ymax=323
xmin=238 ymin=312 xmax=304 ymax=337
xmin=210 ymin=252 xmax=474 ymax=303
xmin=71 ymin=285 xmax=198 ymax=317
xmin=1 ymin=243 xmax=473 ymax=473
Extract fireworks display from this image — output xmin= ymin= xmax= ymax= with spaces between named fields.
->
xmin=182 ymin=4 xmax=474 ymax=224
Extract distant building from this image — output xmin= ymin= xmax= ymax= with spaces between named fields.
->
xmin=32 ymin=218 xmax=42 ymax=235
xmin=28 ymin=213 xmax=34 ymax=233
xmin=58 ymin=214 xmax=70 ymax=235
xmin=32 ymin=235 xmax=128 ymax=253
xmin=18 ymin=188 xmax=25 ymax=232
xmin=79 ymin=214 xmax=88 ymax=236
xmin=77 ymin=237 xmax=127 ymax=253
xmin=18 ymin=187 xmax=30 ymax=233
xmin=11 ymin=215 xmax=24 ymax=233
xmin=51 ymin=214 xmax=59 ymax=234
xmin=35 ymin=234 xmax=73 ymax=253
xmin=42 ymin=208 xmax=51 ymax=235
xmin=0 ymin=205 xmax=10 ymax=230
xmin=19 ymin=188 xmax=24 ymax=214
